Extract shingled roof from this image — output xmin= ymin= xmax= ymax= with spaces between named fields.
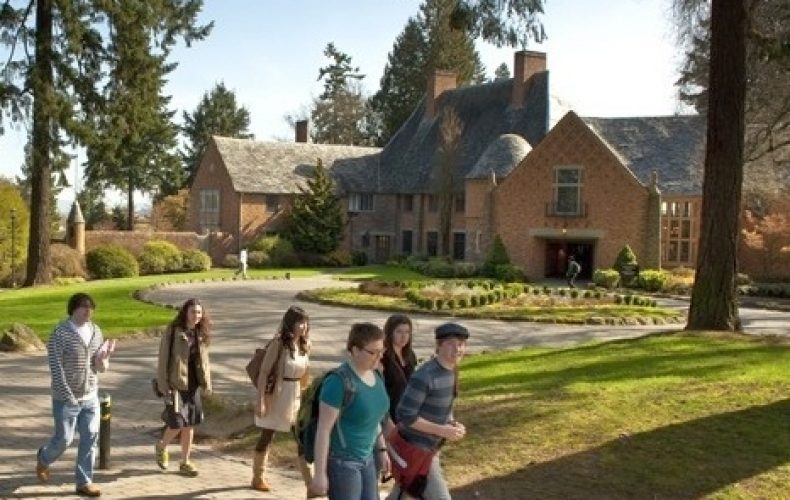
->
xmin=582 ymin=115 xmax=706 ymax=196
xmin=212 ymin=136 xmax=380 ymax=194
xmin=375 ymin=72 xmax=550 ymax=193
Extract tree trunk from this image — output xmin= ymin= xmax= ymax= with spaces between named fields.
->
xmin=127 ymin=180 xmax=135 ymax=231
xmin=687 ymin=0 xmax=747 ymax=330
xmin=25 ymin=0 xmax=54 ymax=286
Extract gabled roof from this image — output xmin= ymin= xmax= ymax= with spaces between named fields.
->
xmin=375 ymin=72 xmax=550 ymax=193
xmin=582 ymin=115 xmax=706 ymax=196
xmin=466 ymin=134 xmax=532 ymax=180
xmin=212 ymin=136 xmax=380 ymax=194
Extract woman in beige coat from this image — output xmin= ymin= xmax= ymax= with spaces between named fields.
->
xmin=252 ymin=305 xmax=311 ymax=492
xmin=154 ymin=298 xmax=212 ymax=477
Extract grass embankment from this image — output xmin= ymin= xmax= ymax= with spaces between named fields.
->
xmin=0 ymin=268 xmax=320 ymax=339
xmin=446 ymin=333 xmax=790 ymax=499
xmin=300 ymin=287 xmax=684 ymax=324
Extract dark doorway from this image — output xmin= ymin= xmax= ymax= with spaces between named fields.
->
xmin=545 ymin=241 xmax=595 ymax=279
xmin=374 ymin=235 xmax=391 ymax=263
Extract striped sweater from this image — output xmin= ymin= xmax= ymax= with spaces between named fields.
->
xmin=47 ymin=319 xmax=105 ymax=405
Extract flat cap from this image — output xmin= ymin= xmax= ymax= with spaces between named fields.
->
xmin=435 ymin=322 xmax=470 ymax=340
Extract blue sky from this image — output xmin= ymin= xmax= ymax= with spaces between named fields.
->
xmin=0 ymin=0 xmax=686 ymax=209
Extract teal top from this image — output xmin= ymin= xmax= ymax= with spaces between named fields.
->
xmin=319 ymin=362 xmax=389 ymax=461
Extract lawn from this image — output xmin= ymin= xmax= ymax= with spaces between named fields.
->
xmin=445 ymin=332 xmax=790 ymax=499
xmin=0 ymin=268 xmax=321 ymax=339
xmin=332 ymin=264 xmax=430 ymax=282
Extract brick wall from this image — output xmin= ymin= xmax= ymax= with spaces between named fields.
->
xmin=84 ymin=231 xmax=203 ymax=256
xmin=239 ymin=193 xmax=294 ymax=246
xmin=494 ymin=112 xmax=654 ymax=279
xmin=187 ymin=142 xmax=240 ymax=241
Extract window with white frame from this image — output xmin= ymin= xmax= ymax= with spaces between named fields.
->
xmin=199 ymin=189 xmax=220 ymax=233
xmin=348 ymin=193 xmax=374 ymax=212
xmin=553 ymin=167 xmax=583 ymax=215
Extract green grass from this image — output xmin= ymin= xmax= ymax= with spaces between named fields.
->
xmin=301 ymin=287 xmax=684 ymax=324
xmin=0 ymin=268 xmax=320 ymax=339
xmin=446 ymin=333 xmax=790 ymax=499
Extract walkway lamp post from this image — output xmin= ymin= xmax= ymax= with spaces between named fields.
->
xmin=10 ymin=208 xmax=16 ymax=288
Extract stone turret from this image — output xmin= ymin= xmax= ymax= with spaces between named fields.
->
xmin=66 ymin=200 xmax=86 ymax=255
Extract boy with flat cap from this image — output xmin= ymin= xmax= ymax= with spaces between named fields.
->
xmin=387 ymin=322 xmax=469 ymax=500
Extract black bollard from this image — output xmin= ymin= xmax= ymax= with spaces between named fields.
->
xmin=98 ymin=393 xmax=112 ymax=469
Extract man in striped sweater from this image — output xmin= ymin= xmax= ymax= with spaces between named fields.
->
xmin=388 ymin=322 xmax=469 ymax=500
xmin=36 ymin=293 xmax=115 ymax=497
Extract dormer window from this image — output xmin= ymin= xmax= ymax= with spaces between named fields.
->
xmin=553 ymin=166 xmax=583 ymax=215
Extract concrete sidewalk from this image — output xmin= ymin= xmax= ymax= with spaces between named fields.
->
xmin=1 ymin=276 xmax=786 ymax=499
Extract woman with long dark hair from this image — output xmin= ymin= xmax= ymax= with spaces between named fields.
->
xmin=154 ymin=298 xmax=212 ymax=477
xmin=381 ymin=314 xmax=417 ymax=422
xmin=251 ymin=305 xmax=312 ymax=492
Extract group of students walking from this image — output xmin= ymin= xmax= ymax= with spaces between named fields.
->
xmin=36 ymin=293 xmax=469 ymax=499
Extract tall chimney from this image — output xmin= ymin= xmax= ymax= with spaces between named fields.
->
xmin=512 ymin=51 xmax=547 ymax=108
xmin=425 ymin=70 xmax=457 ymax=119
xmin=295 ymin=120 xmax=309 ymax=143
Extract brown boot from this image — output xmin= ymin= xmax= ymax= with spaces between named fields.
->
xmin=296 ymin=454 xmax=313 ymax=488
xmin=251 ymin=451 xmax=271 ymax=492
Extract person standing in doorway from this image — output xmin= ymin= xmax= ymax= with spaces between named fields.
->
xmin=386 ymin=322 xmax=469 ymax=500
xmin=236 ymin=248 xmax=249 ymax=279
xmin=566 ymin=255 xmax=581 ymax=288
xmin=154 ymin=298 xmax=212 ymax=477
xmin=36 ymin=293 xmax=115 ymax=498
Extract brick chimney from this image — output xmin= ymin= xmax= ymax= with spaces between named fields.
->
xmin=295 ymin=120 xmax=309 ymax=143
xmin=425 ymin=70 xmax=457 ymax=119
xmin=512 ymin=51 xmax=546 ymax=108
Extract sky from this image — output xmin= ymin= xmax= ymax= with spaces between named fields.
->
xmin=0 ymin=0 xmax=688 ymax=212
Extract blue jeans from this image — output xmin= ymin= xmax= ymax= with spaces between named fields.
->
xmin=328 ymin=452 xmax=379 ymax=500
xmin=38 ymin=397 xmax=100 ymax=487
xmin=386 ymin=454 xmax=450 ymax=500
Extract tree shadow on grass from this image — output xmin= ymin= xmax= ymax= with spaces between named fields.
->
xmin=452 ymin=398 xmax=790 ymax=500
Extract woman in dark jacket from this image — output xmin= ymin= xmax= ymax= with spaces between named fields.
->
xmin=154 ymin=298 xmax=212 ymax=477
xmin=380 ymin=314 xmax=417 ymax=422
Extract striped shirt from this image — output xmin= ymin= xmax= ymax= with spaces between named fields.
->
xmin=47 ymin=319 xmax=105 ymax=405
xmin=396 ymin=357 xmax=455 ymax=450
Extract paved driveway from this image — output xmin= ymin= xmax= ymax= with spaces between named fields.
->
xmin=1 ymin=277 xmax=786 ymax=499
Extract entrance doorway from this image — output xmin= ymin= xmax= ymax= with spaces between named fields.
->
xmin=545 ymin=241 xmax=595 ymax=279
xmin=374 ymin=235 xmax=391 ymax=263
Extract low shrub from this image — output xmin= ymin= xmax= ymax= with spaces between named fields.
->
xmin=351 ymin=250 xmax=368 ymax=266
xmin=637 ymin=269 xmax=670 ymax=292
xmin=593 ymin=268 xmax=620 ymax=289
xmin=494 ymin=263 xmax=525 ymax=282
xmin=736 ymin=273 xmax=752 ymax=286
xmin=50 ymin=243 xmax=87 ymax=279
xmin=247 ymin=250 xmax=270 ymax=268
xmin=138 ymin=241 xmax=182 ymax=275
xmin=181 ymin=249 xmax=211 ymax=272
xmin=86 ymin=244 xmax=139 ymax=279
xmin=249 ymin=235 xmax=296 ymax=267
xmin=570 ymin=289 xmax=580 ymax=299
xmin=223 ymin=254 xmax=239 ymax=269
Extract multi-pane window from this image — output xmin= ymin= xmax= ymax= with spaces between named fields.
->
xmin=454 ymin=193 xmax=465 ymax=213
xmin=453 ymin=232 xmax=466 ymax=260
xmin=664 ymin=200 xmax=694 ymax=264
xmin=266 ymin=194 xmax=280 ymax=213
xmin=349 ymin=193 xmax=374 ymax=212
xmin=553 ymin=167 xmax=583 ymax=215
xmin=402 ymin=230 xmax=413 ymax=254
xmin=401 ymin=194 xmax=414 ymax=212
xmin=199 ymin=189 xmax=220 ymax=233
xmin=426 ymin=231 xmax=438 ymax=257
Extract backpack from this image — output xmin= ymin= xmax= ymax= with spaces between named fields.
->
xmin=295 ymin=363 xmax=357 ymax=464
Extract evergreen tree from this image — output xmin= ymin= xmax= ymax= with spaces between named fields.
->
xmin=493 ymin=62 xmax=511 ymax=81
xmin=449 ymin=0 xmax=547 ymax=48
xmin=310 ymin=43 xmax=371 ymax=145
xmin=0 ymin=0 xmax=211 ymax=283
xmin=76 ymin=184 xmax=109 ymax=230
xmin=182 ymin=82 xmax=253 ymax=185
xmin=370 ymin=0 xmax=486 ymax=145
xmin=284 ymin=159 xmax=344 ymax=254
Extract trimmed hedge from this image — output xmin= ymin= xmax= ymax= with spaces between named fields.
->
xmin=181 ymin=249 xmax=211 ymax=272
xmin=636 ymin=269 xmax=670 ymax=292
xmin=138 ymin=240 xmax=183 ymax=275
xmin=86 ymin=244 xmax=139 ymax=279
xmin=593 ymin=268 xmax=621 ymax=289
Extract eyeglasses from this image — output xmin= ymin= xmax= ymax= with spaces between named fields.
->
xmin=361 ymin=346 xmax=384 ymax=357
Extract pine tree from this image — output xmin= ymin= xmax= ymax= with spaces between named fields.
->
xmin=284 ymin=159 xmax=344 ymax=254
xmin=493 ymin=62 xmax=511 ymax=81
xmin=369 ymin=0 xmax=487 ymax=145
xmin=182 ymin=82 xmax=253 ymax=185
xmin=310 ymin=43 xmax=371 ymax=145
xmin=0 ymin=0 xmax=211 ymax=283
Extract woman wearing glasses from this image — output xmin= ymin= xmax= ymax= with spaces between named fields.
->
xmin=251 ymin=305 xmax=312 ymax=492
xmin=309 ymin=323 xmax=391 ymax=500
